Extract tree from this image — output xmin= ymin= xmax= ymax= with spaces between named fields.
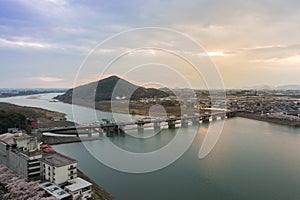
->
xmin=0 ymin=165 xmax=58 ymax=200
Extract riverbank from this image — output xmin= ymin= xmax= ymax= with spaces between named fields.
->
xmin=77 ymin=169 xmax=115 ymax=200
xmin=236 ymin=112 xmax=300 ymax=127
xmin=42 ymin=135 xmax=101 ymax=145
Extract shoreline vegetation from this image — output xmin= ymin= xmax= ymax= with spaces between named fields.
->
xmin=0 ymin=102 xmax=66 ymax=134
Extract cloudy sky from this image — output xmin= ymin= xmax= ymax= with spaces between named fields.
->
xmin=0 ymin=0 xmax=300 ymax=89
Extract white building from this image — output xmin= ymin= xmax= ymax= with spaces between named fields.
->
xmin=65 ymin=178 xmax=92 ymax=200
xmin=42 ymin=152 xmax=77 ymax=186
xmin=39 ymin=182 xmax=71 ymax=200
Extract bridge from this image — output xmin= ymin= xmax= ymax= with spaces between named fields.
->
xmin=41 ymin=111 xmax=236 ymax=137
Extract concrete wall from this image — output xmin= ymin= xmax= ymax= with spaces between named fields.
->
xmin=0 ymin=142 xmax=41 ymax=180
xmin=0 ymin=141 xmax=8 ymax=166
xmin=8 ymin=151 xmax=28 ymax=178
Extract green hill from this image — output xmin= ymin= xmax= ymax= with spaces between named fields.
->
xmin=54 ymin=76 xmax=170 ymax=103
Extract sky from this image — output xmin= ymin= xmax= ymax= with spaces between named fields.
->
xmin=0 ymin=0 xmax=300 ymax=89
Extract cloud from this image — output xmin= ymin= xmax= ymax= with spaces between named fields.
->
xmin=28 ymin=76 xmax=63 ymax=82
xmin=250 ymin=54 xmax=300 ymax=65
xmin=0 ymin=38 xmax=53 ymax=49
xmin=238 ymin=44 xmax=289 ymax=51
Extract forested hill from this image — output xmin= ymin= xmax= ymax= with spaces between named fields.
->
xmin=54 ymin=76 xmax=170 ymax=103
xmin=0 ymin=103 xmax=65 ymax=134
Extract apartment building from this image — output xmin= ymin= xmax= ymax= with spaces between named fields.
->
xmin=0 ymin=133 xmax=42 ymax=180
xmin=42 ymin=152 xmax=77 ymax=186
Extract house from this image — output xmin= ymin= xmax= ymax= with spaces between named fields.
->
xmin=26 ymin=118 xmax=39 ymax=129
xmin=65 ymin=178 xmax=92 ymax=200
xmin=42 ymin=152 xmax=78 ymax=186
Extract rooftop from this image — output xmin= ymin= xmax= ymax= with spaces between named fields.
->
xmin=43 ymin=152 xmax=77 ymax=167
xmin=39 ymin=182 xmax=70 ymax=200
xmin=0 ymin=132 xmax=32 ymax=146
xmin=0 ymin=133 xmax=15 ymax=145
xmin=65 ymin=177 xmax=92 ymax=192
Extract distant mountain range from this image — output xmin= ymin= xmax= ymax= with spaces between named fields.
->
xmin=54 ymin=76 xmax=170 ymax=103
xmin=242 ymin=84 xmax=300 ymax=90
xmin=0 ymin=88 xmax=67 ymax=98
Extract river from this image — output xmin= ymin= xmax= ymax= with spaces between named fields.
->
xmin=1 ymin=93 xmax=300 ymax=199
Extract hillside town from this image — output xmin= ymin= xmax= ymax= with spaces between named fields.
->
xmin=124 ymin=89 xmax=300 ymax=124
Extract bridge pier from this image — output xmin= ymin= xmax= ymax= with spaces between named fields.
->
xmin=101 ymin=126 xmax=119 ymax=137
xmin=88 ymin=128 xmax=92 ymax=137
xmin=202 ymin=116 xmax=210 ymax=123
xmin=98 ymin=129 xmax=103 ymax=137
xmin=211 ymin=115 xmax=217 ymax=121
xmin=219 ymin=114 xmax=226 ymax=120
xmin=192 ymin=113 xmax=200 ymax=125
xmin=136 ymin=122 xmax=145 ymax=134
xmin=168 ymin=120 xmax=176 ymax=129
xmin=153 ymin=121 xmax=161 ymax=130
xmin=181 ymin=118 xmax=188 ymax=127
xmin=137 ymin=125 xmax=144 ymax=134
xmin=226 ymin=112 xmax=236 ymax=118
xmin=192 ymin=118 xmax=200 ymax=125
xmin=118 ymin=125 xmax=125 ymax=134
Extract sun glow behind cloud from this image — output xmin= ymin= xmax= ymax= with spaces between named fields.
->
xmin=250 ymin=55 xmax=300 ymax=65
xmin=28 ymin=76 xmax=63 ymax=82
xmin=198 ymin=51 xmax=230 ymax=57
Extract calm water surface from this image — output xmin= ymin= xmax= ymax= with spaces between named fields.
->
xmin=1 ymin=94 xmax=300 ymax=200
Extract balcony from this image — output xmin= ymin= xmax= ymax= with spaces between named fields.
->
xmin=28 ymin=160 xmax=40 ymax=165
xmin=69 ymin=171 xmax=77 ymax=176
xmin=28 ymin=170 xmax=41 ymax=176
xmin=68 ymin=165 xmax=76 ymax=170
xmin=28 ymin=165 xmax=41 ymax=170
xmin=28 ymin=162 xmax=40 ymax=168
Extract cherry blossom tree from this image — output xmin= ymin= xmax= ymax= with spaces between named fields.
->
xmin=0 ymin=164 xmax=58 ymax=200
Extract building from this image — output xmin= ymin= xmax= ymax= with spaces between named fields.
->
xmin=42 ymin=152 xmax=78 ymax=186
xmin=39 ymin=181 xmax=71 ymax=200
xmin=26 ymin=118 xmax=39 ymax=129
xmin=0 ymin=133 xmax=93 ymax=200
xmin=0 ymin=133 xmax=42 ymax=180
xmin=65 ymin=178 xmax=93 ymax=200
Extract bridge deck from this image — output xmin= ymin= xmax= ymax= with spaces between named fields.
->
xmin=41 ymin=112 xmax=235 ymax=133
